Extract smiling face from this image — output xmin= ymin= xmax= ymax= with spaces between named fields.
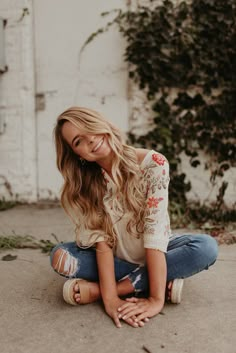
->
xmin=61 ymin=121 xmax=113 ymax=164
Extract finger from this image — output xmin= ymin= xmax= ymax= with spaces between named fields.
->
xmin=118 ymin=302 xmax=137 ymax=312
xmin=135 ymin=312 xmax=149 ymax=322
xmin=130 ymin=315 xmax=146 ymax=327
xmin=136 ymin=317 xmax=148 ymax=327
xmin=124 ymin=317 xmax=139 ymax=328
xmin=125 ymin=297 xmax=139 ymax=303
xmin=125 ymin=297 xmax=146 ymax=304
xmin=121 ymin=307 xmax=144 ymax=320
xmin=118 ymin=305 xmax=140 ymax=318
xmin=131 ymin=315 xmax=138 ymax=322
xmin=113 ymin=314 xmax=122 ymax=328
xmin=119 ymin=302 xmax=146 ymax=317
xmin=137 ymin=320 xmax=145 ymax=327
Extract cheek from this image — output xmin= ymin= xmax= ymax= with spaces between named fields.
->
xmin=104 ymin=137 xmax=111 ymax=149
xmin=72 ymin=149 xmax=80 ymax=156
xmin=72 ymin=145 xmax=86 ymax=157
xmin=73 ymin=142 xmax=89 ymax=156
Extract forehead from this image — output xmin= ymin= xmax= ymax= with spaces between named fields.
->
xmin=61 ymin=121 xmax=85 ymax=144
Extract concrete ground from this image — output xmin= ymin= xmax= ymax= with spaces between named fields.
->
xmin=0 ymin=205 xmax=235 ymax=353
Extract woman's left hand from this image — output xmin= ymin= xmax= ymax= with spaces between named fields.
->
xmin=117 ymin=297 xmax=164 ymax=322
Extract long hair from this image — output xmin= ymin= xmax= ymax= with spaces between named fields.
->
xmin=54 ymin=107 xmax=145 ymax=247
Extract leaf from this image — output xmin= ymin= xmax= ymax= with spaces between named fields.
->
xmin=190 ymin=160 xmax=201 ymax=168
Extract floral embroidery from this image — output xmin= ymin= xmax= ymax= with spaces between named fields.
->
xmin=101 ymin=169 xmax=109 ymax=184
xmin=87 ymin=151 xmax=171 ymax=253
xmin=147 ymin=197 xmax=163 ymax=208
xmin=152 ymin=153 xmax=166 ymax=165
xmin=140 ymin=152 xmax=171 ymax=244
xmin=143 ymin=225 xmax=155 ymax=234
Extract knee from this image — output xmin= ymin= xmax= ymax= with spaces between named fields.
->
xmin=195 ymin=234 xmax=218 ymax=266
xmin=50 ymin=246 xmax=78 ymax=277
xmin=50 ymin=243 xmax=63 ymax=269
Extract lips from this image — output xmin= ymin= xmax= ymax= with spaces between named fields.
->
xmin=92 ymin=138 xmax=104 ymax=152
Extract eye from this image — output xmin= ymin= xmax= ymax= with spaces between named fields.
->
xmin=74 ymin=138 xmax=81 ymax=147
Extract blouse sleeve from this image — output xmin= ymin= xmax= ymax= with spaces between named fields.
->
xmin=142 ymin=152 xmax=171 ymax=253
xmin=75 ymin=224 xmax=106 ymax=248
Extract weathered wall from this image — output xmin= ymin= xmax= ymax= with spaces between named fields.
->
xmin=0 ymin=0 xmax=129 ymax=201
xmin=0 ymin=0 xmax=36 ymax=202
xmin=0 ymin=0 xmax=235 ymax=206
xmin=34 ymin=0 xmax=129 ymax=200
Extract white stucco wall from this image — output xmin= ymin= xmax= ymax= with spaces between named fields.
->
xmin=33 ymin=0 xmax=129 ymax=200
xmin=0 ymin=0 xmax=36 ymax=202
xmin=181 ymin=153 xmax=236 ymax=208
xmin=0 ymin=0 xmax=129 ymax=201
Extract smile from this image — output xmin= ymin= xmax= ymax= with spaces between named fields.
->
xmin=92 ymin=138 xmax=104 ymax=152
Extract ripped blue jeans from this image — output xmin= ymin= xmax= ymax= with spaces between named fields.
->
xmin=50 ymin=234 xmax=218 ymax=293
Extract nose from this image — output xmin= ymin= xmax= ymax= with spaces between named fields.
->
xmin=88 ymin=135 xmax=95 ymax=144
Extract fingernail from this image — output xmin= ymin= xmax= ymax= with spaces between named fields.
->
xmin=118 ymin=314 xmax=122 ymax=318
xmin=122 ymin=315 xmax=126 ymax=320
xmin=117 ymin=308 xmax=121 ymax=311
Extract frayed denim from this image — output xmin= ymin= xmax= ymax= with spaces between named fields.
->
xmin=50 ymin=234 xmax=218 ymax=293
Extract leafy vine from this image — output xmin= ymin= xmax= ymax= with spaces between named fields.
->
xmin=106 ymin=0 xmax=236 ymax=226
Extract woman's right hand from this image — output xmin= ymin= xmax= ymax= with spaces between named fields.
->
xmin=104 ymin=296 xmax=147 ymax=328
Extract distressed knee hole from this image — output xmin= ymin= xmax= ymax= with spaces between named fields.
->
xmin=51 ymin=248 xmax=78 ymax=277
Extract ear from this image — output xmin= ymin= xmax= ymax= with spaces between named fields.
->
xmin=79 ymin=157 xmax=86 ymax=165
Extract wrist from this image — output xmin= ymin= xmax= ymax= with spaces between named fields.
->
xmin=103 ymin=295 xmax=120 ymax=307
xmin=100 ymin=285 xmax=118 ymax=302
xmin=148 ymin=296 xmax=165 ymax=306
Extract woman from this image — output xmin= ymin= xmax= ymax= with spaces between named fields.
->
xmin=50 ymin=106 xmax=218 ymax=328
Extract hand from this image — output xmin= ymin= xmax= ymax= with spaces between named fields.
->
xmin=104 ymin=297 xmax=147 ymax=328
xmin=117 ymin=297 xmax=164 ymax=322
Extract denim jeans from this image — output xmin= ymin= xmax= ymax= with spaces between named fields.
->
xmin=50 ymin=234 xmax=218 ymax=293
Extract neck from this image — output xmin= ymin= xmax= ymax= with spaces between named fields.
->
xmin=97 ymin=153 xmax=114 ymax=179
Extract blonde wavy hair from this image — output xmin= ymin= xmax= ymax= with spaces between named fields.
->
xmin=54 ymin=107 xmax=145 ymax=247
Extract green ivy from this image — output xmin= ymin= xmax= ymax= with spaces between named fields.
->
xmin=108 ymin=0 xmax=236 ymax=225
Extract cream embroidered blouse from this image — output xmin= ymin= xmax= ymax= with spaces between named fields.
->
xmin=76 ymin=150 xmax=171 ymax=265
